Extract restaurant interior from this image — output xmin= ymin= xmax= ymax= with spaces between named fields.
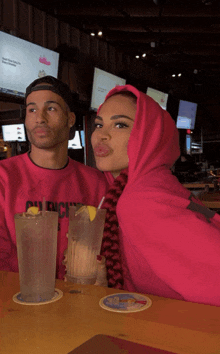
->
xmin=1 ymin=1 xmax=220 ymax=187
xmin=1 ymin=2 xmax=220 ymax=353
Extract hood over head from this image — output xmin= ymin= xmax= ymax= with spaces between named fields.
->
xmin=99 ymin=84 xmax=180 ymax=182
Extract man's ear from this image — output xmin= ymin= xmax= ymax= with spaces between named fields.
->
xmin=68 ymin=112 xmax=76 ymax=128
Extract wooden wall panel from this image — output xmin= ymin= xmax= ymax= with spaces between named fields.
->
xmin=89 ymin=36 xmax=99 ymax=64
xmin=108 ymin=45 xmax=116 ymax=75
xmin=17 ymin=0 xmax=30 ymax=40
xmin=68 ymin=63 xmax=79 ymax=93
xmin=59 ymin=21 xmax=69 ymax=46
xmin=46 ymin=14 xmax=58 ymax=50
xmin=59 ymin=60 xmax=69 ymax=86
xmin=97 ymin=41 xmax=108 ymax=71
xmin=80 ymin=31 xmax=90 ymax=56
xmin=115 ymin=51 xmax=124 ymax=74
xmin=69 ymin=26 xmax=80 ymax=49
xmin=32 ymin=6 xmax=45 ymax=46
xmin=1 ymin=0 xmax=15 ymax=30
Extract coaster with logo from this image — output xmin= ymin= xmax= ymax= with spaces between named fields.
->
xmin=99 ymin=292 xmax=152 ymax=313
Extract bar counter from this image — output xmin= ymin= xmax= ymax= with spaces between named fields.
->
xmin=1 ymin=271 xmax=220 ymax=354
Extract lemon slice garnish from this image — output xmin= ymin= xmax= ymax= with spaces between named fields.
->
xmin=27 ymin=206 xmax=39 ymax=215
xmin=87 ymin=206 xmax=97 ymax=222
xmin=75 ymin=205 xmax=97 ymax=221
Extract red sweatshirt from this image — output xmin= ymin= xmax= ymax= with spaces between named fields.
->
xmin=0 ymin=153 xmax=108 ymax=279
xmin=104 ymin=85 xmax=220 ymax=306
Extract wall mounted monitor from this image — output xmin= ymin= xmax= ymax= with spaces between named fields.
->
xmin=2 ymin=124 xmax=26 ymax=142
xmin=146 ymin=87 xmax=168 ymax=110
xmin=80 ymin=130 xmax=85 ymax=148
xmin=176 ymin=100 xmax=197 ymax=130
xmin=68 ymin=130 xmax=83 ymax=149
xmin=90 ymin=67 xmax=126 ymax=111
xmin=191 ymin=141 xmax=203 ymax=154
xmin=186 ymin=134 xmax=191 ymax=155
xmin=0 ymin=31 xmax=59 ymax=98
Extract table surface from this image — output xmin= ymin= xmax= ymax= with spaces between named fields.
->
xmin=1 ymin=271 xmax=220 ymax=354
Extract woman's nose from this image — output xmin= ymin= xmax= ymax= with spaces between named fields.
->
xmin=99 ymin=129 xmax=111 ymax=141
xmin=100 ymin=133 xmax=111 ymax=141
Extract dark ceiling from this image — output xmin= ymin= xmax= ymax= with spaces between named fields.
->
xmin=21 ymin=0 xmax=220 ymax=87
xmin=19 ymin=0 xmax=220 ymax=145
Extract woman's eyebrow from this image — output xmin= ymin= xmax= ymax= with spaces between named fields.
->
xmin=110 ymin=114 xmax=134 ymax=121
xmin=95 ymin=114 xmax=133 ymax=121
xmin=95 ymin=115 xmax=103 ymax=121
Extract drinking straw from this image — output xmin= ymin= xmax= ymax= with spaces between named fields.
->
xmin=42 ymin=197 xmax=46 ymax=217
xmin=98 ymin=196 xmax=105 ymax=209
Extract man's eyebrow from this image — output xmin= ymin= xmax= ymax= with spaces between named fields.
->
xmin=26 ymin=100 xmax=63 ymax=108
xmin=96 ymin=114 xmax=134 ymax=121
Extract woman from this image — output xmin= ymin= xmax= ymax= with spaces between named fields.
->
xmin=91 ymin=84 xmax=220 ymax=306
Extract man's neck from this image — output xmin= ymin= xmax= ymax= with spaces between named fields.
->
xmin=29 ymin=145 xmax=69 ymax=169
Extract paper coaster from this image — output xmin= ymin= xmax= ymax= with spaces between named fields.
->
xmin=99 ymin=293 xmax=152 ymax=313
xmin=12 ymin=288 xmax=63 ymax=305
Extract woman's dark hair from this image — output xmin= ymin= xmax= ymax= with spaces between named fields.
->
xmin=100 ymin=90 xmax=137 ymax=289
xmin=101 ymin=169 xmax=128 ymax=289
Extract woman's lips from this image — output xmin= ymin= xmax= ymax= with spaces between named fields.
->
xmin=93 ymin=144 xmax=112 ymax=157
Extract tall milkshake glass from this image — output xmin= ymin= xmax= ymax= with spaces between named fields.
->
xmin=14 ymin=210 xmax=58 ymax=303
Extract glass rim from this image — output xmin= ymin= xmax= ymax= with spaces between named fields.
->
xmin=14 ymin=210 xmax=59 ymax=219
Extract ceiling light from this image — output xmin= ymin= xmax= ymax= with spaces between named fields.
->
xmin=98 ymin=31 xmax=102 ymax=36
xmin=150 ymin=42 xmax=156 ymax=48
xmin=90 ymin=33 xmax=95 ymax=37
xmin=135 ymin=55 xmax=140 ymax=59
xmin=172 ymin=74 xmax=176 ymax=77
xmin=194 ymin=69 xmax=198 ymax=74
xmin=202 ymin=0 xmax=213 ymax=5
xmin=153 ymin=0 xmax=167 ymax=5
xmin=142 ymin=53 xmax=146 ymax=58
xmin=178 ymin=73 xmax=182 ymax=77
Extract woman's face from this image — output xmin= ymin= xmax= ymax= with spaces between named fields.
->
xmin=91 ymin=94 xmax=136 ymax=178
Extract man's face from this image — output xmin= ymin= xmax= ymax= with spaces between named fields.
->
xmin=25 ymin=89 xmax=75 ymax=150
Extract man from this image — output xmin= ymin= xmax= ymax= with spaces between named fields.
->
xmin=0 ymin=76 xmax=108 ymax=279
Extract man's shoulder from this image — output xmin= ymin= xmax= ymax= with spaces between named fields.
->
xmin=0 ymin=153 xmax=27 ymax=169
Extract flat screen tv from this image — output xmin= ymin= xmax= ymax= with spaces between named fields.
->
xmin=176 ymin=100 xmax=197 ymax=130
xmin=68 ymin=131 xmax=83 ymax=149
xmin=0 ymin=31 xmax=59 ymax=98
xmin=146 ymin=87 xmax=168 ymax=110
xmin=186 ymin=134 xmax=191 ymax=155
xmin=2 ymin=123 xmax=26 ymax=142
xmin=90 ymin=67 xmax=126 ymax=111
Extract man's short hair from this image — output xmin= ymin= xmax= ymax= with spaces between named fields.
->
xmin=25 ymin=76 xmax=75 ymax=112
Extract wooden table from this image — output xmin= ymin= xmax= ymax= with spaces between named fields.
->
xmin=1 ymin=271 xmax=220 ymax=354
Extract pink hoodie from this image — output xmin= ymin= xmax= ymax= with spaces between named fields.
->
xmin=103 ymin=85 xmax=220 ymax=306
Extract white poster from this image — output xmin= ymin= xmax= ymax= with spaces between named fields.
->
xmin=0 ymin=31 xmax=59 ymax=97
xmin=91 ymin=67 xmax=126 ymax=110
xmin=146 ymin=87 xmax=168 ymax=110
xmin=2 ymin=124 xmax=26 ymax=142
